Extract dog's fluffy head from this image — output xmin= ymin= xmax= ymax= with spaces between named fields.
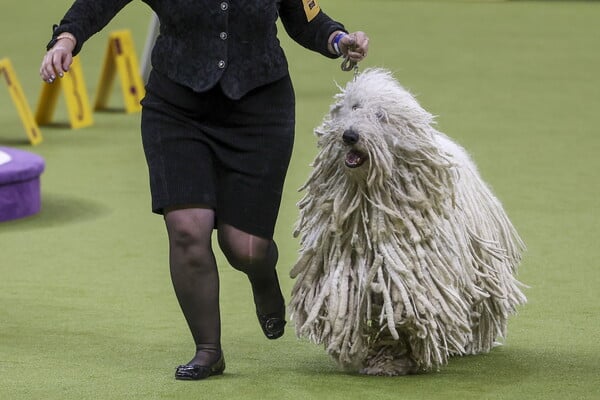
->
xmin=315 ymin=68 xmax=448 ymax=184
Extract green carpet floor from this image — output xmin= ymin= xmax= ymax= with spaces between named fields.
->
xmin=1 ymin=1 xmax=598 ymax=399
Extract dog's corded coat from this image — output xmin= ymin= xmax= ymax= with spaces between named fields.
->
xmin=289 ymin=69 xmax=526 ymax=376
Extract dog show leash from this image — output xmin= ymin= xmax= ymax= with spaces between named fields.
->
xmin=334 ymin=31 xmax=361 ymax=80
xmin=341 ymin=57 xmax=359 ymax=80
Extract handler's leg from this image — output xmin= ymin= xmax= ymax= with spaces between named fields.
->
xmin=165 ymin=206 xmax=222 ymax=366
xmin=217 ymin=223 xmax=286 ymax=339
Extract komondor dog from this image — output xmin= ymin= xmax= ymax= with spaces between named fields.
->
xmin=289 ymin=68 xmax=527 ymax=376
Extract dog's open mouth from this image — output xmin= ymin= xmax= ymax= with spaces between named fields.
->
xmin=345 ymin=149 xmax=367 ymax=168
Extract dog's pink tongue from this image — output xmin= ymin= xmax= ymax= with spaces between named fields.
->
xmin=345 ymin=150 xmax=364 ymax=168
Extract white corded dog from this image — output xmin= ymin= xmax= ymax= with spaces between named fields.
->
xmin=289 ymin=68 xmax=526 ymax=376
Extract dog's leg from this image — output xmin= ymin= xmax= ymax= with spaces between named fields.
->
xmin=360 ymin=345 xmax=419 ymax=376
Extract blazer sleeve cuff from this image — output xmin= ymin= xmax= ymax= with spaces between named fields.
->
xmin=48 ymin=23 xmax=85 ymax=56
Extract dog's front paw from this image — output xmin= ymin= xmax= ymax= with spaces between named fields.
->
xmin=360 ymin=353 xmax=419 ymax=376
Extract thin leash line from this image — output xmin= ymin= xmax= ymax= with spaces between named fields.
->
xmin=341 ymin=57 xmax=359 ymax=81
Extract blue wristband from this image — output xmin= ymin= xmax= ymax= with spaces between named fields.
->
xmin=332 ymin=32 xmax=347 ymax=56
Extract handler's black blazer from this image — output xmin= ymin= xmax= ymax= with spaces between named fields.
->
xmin=50 ymin=0 xmax=345 ymax=99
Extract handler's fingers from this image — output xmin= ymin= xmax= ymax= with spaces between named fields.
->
xmin=341 ymin=31 xmax=370 ymax=62
xmin=62 ymin=52 xmax=73 ymax=73
xmin=354 ymin=31 xmax=369 ymax=57
xmin=40 ymin=53 xmax=57 ymax=83
xmin=40 ymin=46 xmax=72 ymax=83
xmin=50 ymin=47 xmax=70 ymax=78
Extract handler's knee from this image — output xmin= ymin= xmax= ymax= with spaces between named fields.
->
xmin=164 ymin=207 xmax=214 ymax=259
xmin=217 ymin=225 xmax=273 ymax=273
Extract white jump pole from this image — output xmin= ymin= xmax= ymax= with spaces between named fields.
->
xmin=141 ymin=12 xmax=160 ymax=83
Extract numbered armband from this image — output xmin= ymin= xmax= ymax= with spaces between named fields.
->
xmin=302 ymin=0 xmax=321 ymax=22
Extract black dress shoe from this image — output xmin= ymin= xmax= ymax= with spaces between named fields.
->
xmin=256 ymin=309 xmax=286 ymax=340
xmin=175 ymin=352 xmax=225 ymax=380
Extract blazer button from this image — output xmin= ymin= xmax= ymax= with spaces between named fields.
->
xmin=220 ymin=32 xmax=228 ymax=40
xmin=218 ymin=60 xmax=226 ymax=69
xmin=220 ymin=2 xmax=228 ymax=11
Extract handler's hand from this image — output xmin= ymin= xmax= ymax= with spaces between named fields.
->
xmin=340 ymin=31 xmax=369 ymax=62
xmin=39 ymin=37 xmax=75 ymax=83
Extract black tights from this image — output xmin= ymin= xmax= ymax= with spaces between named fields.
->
xmin=165 ymin=207 xmax=284 ymax=366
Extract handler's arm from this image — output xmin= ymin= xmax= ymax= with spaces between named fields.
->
xmin=49 ymin=0 xmax=134 ymax=56
xmin=278 ymin=0 xmax=346 ymax=58
xmin=40 ymin=0 xmax=133 ymax=82
xmin=278 ymin=0 xmax=369 ymax=63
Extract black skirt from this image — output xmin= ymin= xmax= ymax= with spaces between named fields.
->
xmin=140 ymin=71 xmax=295 ymax=239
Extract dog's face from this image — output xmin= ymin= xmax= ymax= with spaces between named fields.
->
xmin=316 ymin=69 xmax=436 ymax=182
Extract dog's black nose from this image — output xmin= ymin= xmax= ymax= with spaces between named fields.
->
xmin=342 ymin=129 xmax=359 ymax=145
